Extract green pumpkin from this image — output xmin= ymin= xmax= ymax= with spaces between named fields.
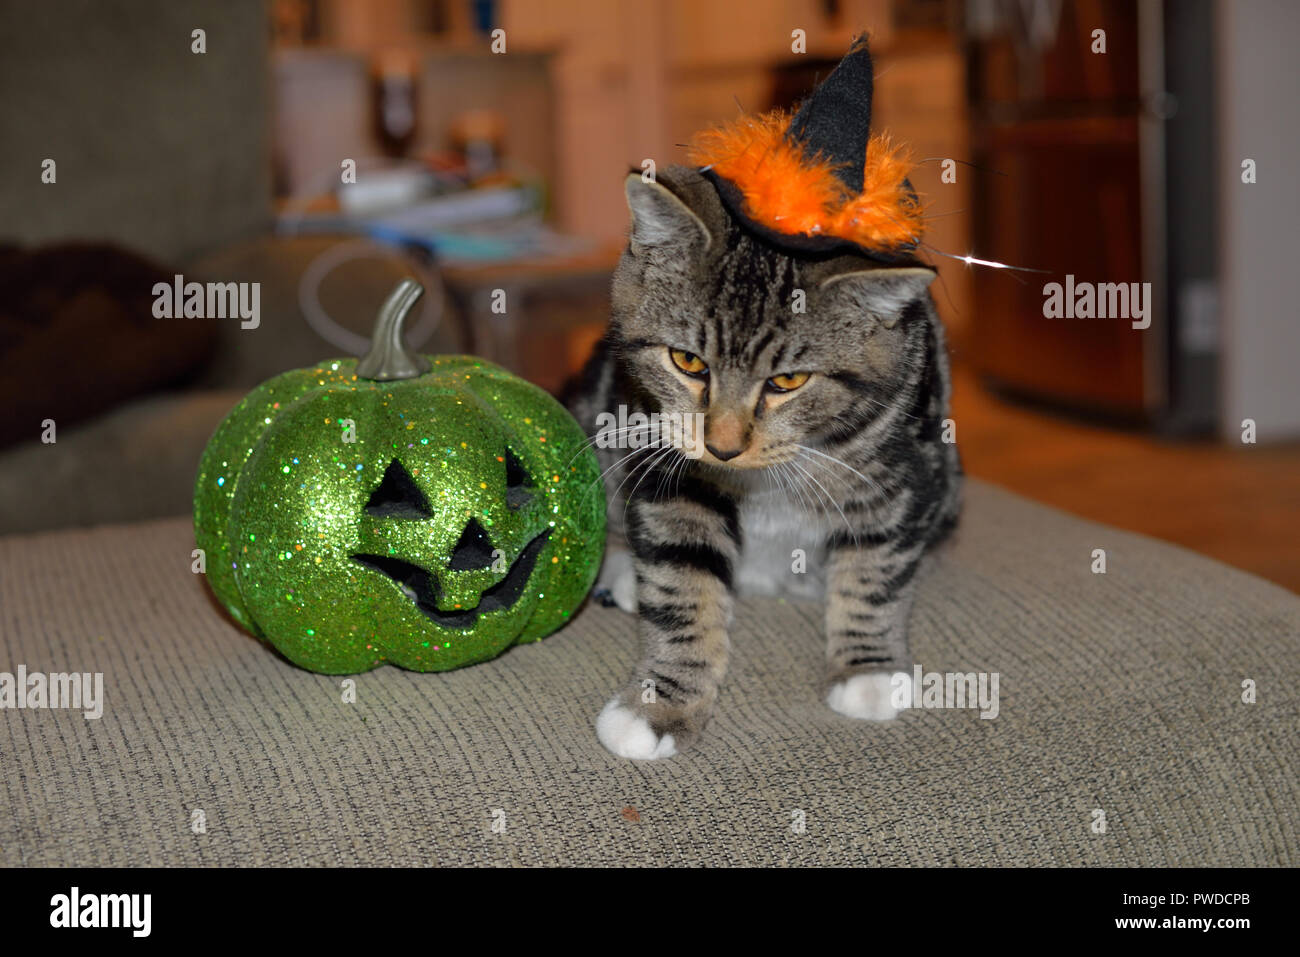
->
xmin=194 ymin=280 xmax=605 ymax=673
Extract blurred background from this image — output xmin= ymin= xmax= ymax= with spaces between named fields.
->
xmin=0 ymin=0 xmax=1296 ymax=591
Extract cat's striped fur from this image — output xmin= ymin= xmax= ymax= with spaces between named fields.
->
xmin=565 ymin=166 xmax=962 ymax=759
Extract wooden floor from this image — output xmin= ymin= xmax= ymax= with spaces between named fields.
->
xmin=949 ymin=365 xmax=1300 ymax=594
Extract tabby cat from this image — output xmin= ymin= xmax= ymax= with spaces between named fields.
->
xmin=565 ymin=165 xmax=962 ymax=759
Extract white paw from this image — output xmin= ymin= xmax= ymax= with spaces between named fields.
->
xmin=596 ymin=548 xmax=638 ymax=614
xmin=610 ymin=568 xmax=638 ymax=614
xmin=827 ymin=672 xmax=905 ymax=721
xmin=596 ymin=699 xmax=677 ymax=759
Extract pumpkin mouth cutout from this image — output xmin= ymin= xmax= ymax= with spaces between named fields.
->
xmin=350 ymin=529 xmax=552 ymax=629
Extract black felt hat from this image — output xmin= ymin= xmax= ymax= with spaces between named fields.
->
xmin=689 ymin=35 xmax=924 ymax=262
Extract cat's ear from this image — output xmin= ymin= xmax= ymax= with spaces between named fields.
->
xmin=624 ymin=173 xmax=712 ymax=252
xmin=819 ymin=266 xmax=935 ymax=327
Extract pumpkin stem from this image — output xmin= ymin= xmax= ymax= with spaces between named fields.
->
xmin=357 ymin=279 xmax=432 ymax=380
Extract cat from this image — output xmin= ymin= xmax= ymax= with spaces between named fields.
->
xmin=564 ymin=165 xmax=962 ymax=759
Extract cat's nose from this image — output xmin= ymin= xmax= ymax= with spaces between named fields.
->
xmin=705 ymin=410 xmax=747 ymax=461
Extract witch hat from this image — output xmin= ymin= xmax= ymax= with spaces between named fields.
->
xmin=688 ymin=35 xmax=924 ymax=261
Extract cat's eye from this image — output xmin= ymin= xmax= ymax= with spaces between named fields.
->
xmin=767 ymin=371 xmax=811 ymax=392
xmin=669 ymin=348 xmax=709 ymax=377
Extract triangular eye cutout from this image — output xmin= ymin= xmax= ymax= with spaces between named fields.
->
xmin=364 ymin=459 xmax=433 ymax=520
xmin=504 ymin=448 xmax=534 ymax=510
xmin=449 ymin=517 xmax=495 ymax=571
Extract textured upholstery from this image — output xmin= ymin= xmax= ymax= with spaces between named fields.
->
xmin=1 ymin=480 xmax=1295 ymax=865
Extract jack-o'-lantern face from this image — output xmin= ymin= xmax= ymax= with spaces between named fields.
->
xmin=193 ymin=282 xmax=605 ymax=674
xmin=350 ymin=452 xmax=548 ymax=630
xmin=345 ymin=446 xmax=553 ymax=633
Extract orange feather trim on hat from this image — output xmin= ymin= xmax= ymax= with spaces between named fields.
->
xmin=687 ymin=110 xmax=925 ymax=251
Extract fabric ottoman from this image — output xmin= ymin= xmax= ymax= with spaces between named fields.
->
xmin=1 ymin=479 xmax=1295 ymax=866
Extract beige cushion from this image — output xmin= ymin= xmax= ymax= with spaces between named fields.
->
xmin=1 ymin=479 xmax=1295 ymax=865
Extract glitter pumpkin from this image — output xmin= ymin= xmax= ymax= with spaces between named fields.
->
xmin=194 ymin=280 xmax=605 ymax=673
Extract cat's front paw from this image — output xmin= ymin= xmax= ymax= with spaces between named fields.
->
xmin=595 ymin=685 xmax=714 ymax=759
xmin=596 ymin=698 xmax=679 ymax=759
xmin=593 ymin=547 xmax=637 ymax=614
xmin=826 ymin=671 xmax=905 ymax=721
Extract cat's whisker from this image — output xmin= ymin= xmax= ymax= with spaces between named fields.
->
xmin=760 ymin=458 xmax=781 ymax=499
xmin=790 ymin=443 xmax=850 ymax=488
xmin=630 ymin=443 xmax=674 ymax=496
xmin=782 ymin=454 xmax=828 ymax=509
xmin=672 ymin=448 xmax=689 ymax=498
xmin=767 ymin=462 xmax=795 ymax=508
xmin=794 ymin=444 xmax=880 ymax=493
xmin=639 ymin=446 xmax=683 ymax=517
xmin=653 ymin=446 xmax=688 ymax=503
xmin=801 ymin=447 xmax=887 ymax=530
xmin=794 ymin=462 xmax=843 ymax=533
xmin=564 ymin=424 xmax=655 ymax=468
xmin=784 ymin=457 xmax=822 ymax=516
xmin=788 ymin=456 xmax=857 ymax=542
xmin=647 ymin=447 xmax=671 ymax=502
xmin=623 ymin=445 xmax=677 ymax=527
xmin=584 ymin=442 xmax=659 ymax=500
xmin=776 ymin=459 xmax=816 ymax=516
xmin=921 ymin=244 xmax=1052 ymax=275
xmin=784 ymin=460 xmax=817 ymax=514
xmin=767 ymin=460 xmax=789 ymax=503
xmin=590 ymin=444 xmax=648 ymax=485
xmin=793 ymin=446 xmax=886 ymax=525
xmin=606 ymin=441 xmax=667 ymax=509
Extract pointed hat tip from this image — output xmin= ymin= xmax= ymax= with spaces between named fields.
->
xmin=787 ymin=36 xmax=875 ymax=189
